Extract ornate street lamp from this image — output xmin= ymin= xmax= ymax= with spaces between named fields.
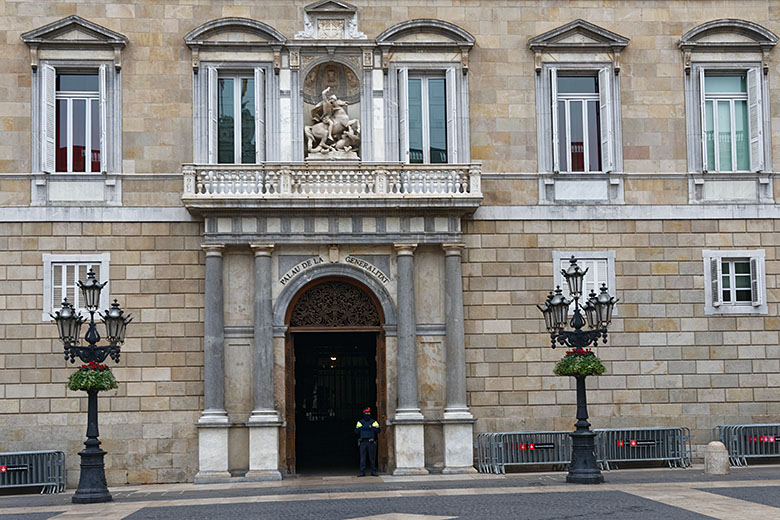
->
xmin=538 ymin=256 xmax=617 ymax=484
xmin=51 ymin=269 xmax=132 ymax=503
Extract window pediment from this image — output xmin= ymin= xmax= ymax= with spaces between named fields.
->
xmin=679 ymin=19 xmax=778 ymax=51
xmin=185 ymin=18 xmax=287 ymax=71
xmin=528 ymin=19 xmax=629 ymax=52
xmin=376 ymin=19 xmax=475 ymax=47
xmin=21 ymin=15 xmax=127 ymax=70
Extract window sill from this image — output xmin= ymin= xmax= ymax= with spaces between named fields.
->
xmin=538 ymin=172 xmax=624 ymax=205
xmin=704 ymin=304 xmax=768 ymax=316
xmin=688 ymin=173 xmax=773 ymax=204
xmin=31 ymin=172 xmax=122 ymax=206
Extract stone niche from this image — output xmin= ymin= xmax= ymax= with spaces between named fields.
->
xmin=302 ymin=61 xmax=362 ymax=159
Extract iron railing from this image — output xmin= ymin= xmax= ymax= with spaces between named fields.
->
xmin=714 ymin=423 xmax=780 ymax=466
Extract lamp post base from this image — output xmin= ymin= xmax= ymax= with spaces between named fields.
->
xmin=72 ymin=446 xmax=112 ymax=503
xmin=566 ymin=430 xmax=603 ymax=484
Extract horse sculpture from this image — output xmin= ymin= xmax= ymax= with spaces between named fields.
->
xmin=304 ymin=87 xmax=360 ymax=156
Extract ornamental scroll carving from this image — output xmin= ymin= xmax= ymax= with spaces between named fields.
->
xmin=289 ymin=281 xmax=380 ymax=327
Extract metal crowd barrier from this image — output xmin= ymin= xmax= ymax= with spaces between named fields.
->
xmin=476 ymin=427 xmax=692 ymax=473
xmin=594 ymin=427 xmax=692 ymax=470
xmin=0 ymin=450 xmax=66 ymax=494
xmin=714 ymin=423 xmax=780 ymax=466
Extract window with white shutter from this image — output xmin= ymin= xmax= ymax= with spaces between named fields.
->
xmin=702 ymin=250 xmax=766 ymax=315
xmin=42 ymin=253 xmax=110 ymax=321
xmin=553 ymin=251 xmax=618 ymax=315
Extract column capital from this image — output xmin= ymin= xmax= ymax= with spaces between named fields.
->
xmin=202 ymin=244 xmax=225 ymax=256
xmin=394 ymin=243 xmax=417 ymax=255
xmin=250 ymin=243 xmax=275 ymax=256
xmin=442 ymin=243 xmax=466 ymax=256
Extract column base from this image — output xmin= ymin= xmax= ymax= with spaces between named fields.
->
xmin=248 ymin=410 xmax=283 ymax=480
xmin=196 ymin=411 xmax=230 ymax=484
xmin=392 ymin=411 xmax=427 ymax=475
xmin=442 ymin=409 xmax=477 ymax=473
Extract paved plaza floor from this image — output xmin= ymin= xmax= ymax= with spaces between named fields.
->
xmin=1 ymin=464 xmax=780 ymax=519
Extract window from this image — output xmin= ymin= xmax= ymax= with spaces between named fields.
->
xmin=204 ymin=66 xmax=266 ymax=164
xmin=42 ymin=253 xmax=110 ymax=321
xmin=552 ymin=251 xmax=617 ymax=315
xmin=554 ymin=75 xmax=602 ymax=172
xmin=551 ymin=68 xmax=614 ymax=173
xmin=23 ymin=16 xmax=125 ymax=176
xmin=700 ymin=70 xmax=761 ymax=172
xmin=217 ymin=73 xmax=258 ymax=164
xmin=407 ymin=76 xmax=447 ymax=164
xmin=679 ymin=20 xmax=777 ymax=175
xmin=396 ymin=66 xmax=465 ymax=164
xmin=702 ymin=250 xmax=766 ymax=315
xmin=54 ymin=71 xmax=104 ymax=173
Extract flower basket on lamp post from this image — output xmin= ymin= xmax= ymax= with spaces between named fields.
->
xmin=538 ymin=256 xmax=617 ymax=484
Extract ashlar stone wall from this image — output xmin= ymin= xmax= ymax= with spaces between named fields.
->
xmin=463 ymin=218 xmax=780 ymax=449
xmin=0 ymin=221 xmax=204 ymax=486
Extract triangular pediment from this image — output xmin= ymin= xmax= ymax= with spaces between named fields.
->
xmin=304 ymin=1 xmax=357 ymax=14
xmin=21 ymin=15 xmax=127 ymax=46
xmin=528 ymin=19 xmax=629 ymax=52
xmin=679 ymin=19 xmax=777 ymax=51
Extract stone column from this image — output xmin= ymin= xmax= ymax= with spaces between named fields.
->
xmin=392 ymin=243 xmax=427 ymax=475
xmin=195 ymin=244 xmax=231 ymax=483
xmin=247 ymin=244 xmax=282 ymax=480
xmin=441 ymin=243 xmax=477 ymax=473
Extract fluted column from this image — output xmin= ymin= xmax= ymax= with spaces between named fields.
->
xmin=196 ymin=244 xmax=230 ymax=482
xmin=247 ymin=244 xmax=282 ymax=481
xmin=441 ymin=243 xmax=476 ymax=474
xmin=395 ymin=243 xmax=421 ymax=414
xmin=201 ymin=244 xmax=227 ymax=421
xmin=250 ymin=244 xmax=276 ymax=417
xmin=392 ymin=243 xmax=427 ymax=475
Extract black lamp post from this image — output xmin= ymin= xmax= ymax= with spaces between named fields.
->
xmin=538 ymin=256 xmax=617 ymax=484
xmin=50 ymin=269 xmax=132 ymax=503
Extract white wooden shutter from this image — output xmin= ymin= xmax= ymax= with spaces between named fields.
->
xmin=750 ymin=257 xmax=761 ymax=306
xmin=747 ymin=67 xmax=764 ymax=173
xmin=710 ymin=257 xmax=722 ymax=307
xmin=254 ymin=67 xmax=265 ymax=163
xmin=99 ymin=64 xmax=107 ymax=173
xmin=398 ymin=67 xmax=409 ymax=163
xmin=699 ymin=68 xmax=708 ymax=172
xmin=41 ymin=64 xmax=56 ymax=173
xmin=445 ymin=66 xmax=458 ymax=164
xmin=207 ymin=66 xmax=218 ymax=163
xmin=550 ymin=68 xmax=560 ymax=173
xmin=598 ymin=67 xmax=614 ymax=173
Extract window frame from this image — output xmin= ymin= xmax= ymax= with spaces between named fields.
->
xmin=552 ymin=250 xmax=618 ymax=316
xmin=554 ymin=73 xmax=603 ymax=173
xmin=389 ymin=62 xmax=468 ymax=165
xmin=35 ymin=60 xmax=119 ymax=175
xmin=702 ymin=249 xmax=767 ymax=315
xmin=194 ymin=63 xmax=271 ymax=164
xmin=686 ymin=62 xmax=769 ymax=174
xmin=42 ymin=253 xmax=110 ymax=322
xmin=538 ymin=62 xmax=622 ymax=175
xmin=216 ymin=72 xmax=259 ymax=164
xmin=406 ymin=74 xmax=448 ymax=164
xmin=54 ymin=69 xmax=104 ymax=173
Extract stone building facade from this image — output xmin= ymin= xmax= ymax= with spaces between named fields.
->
xmin=1 ymin=0 xmax=779 ymax=485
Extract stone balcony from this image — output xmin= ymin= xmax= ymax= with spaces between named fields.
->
xmin=181 ymin=162 xmax=482 ymax=215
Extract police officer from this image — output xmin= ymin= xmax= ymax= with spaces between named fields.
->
xmin=355 ymin=406 xmax=380 ymax=476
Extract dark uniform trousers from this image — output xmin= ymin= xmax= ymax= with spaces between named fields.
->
xmin=355 ymin=418 xmax=380 ymax=475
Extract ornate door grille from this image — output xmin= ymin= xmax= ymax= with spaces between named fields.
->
xmin=289 ymin=281 xmax=380 ymax=327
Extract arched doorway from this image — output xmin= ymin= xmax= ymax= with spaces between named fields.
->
xmin=284 ymin=277 xmax=387 ymax=475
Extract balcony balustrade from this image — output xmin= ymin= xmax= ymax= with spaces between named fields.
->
xmin=182 ymin=162 xmax=482 ymax=213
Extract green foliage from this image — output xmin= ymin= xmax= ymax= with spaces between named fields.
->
xmin=67 ymin=362 xmax=118 ymax=392
xmin=553 ymin=348 xmax=606 ymax=377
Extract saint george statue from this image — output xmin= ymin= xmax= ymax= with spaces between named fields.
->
xmin=304 ymin=87 xmax=360 ymax=160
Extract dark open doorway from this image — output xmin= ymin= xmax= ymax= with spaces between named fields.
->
xmin=293 ymin=332 xmax=377 ymax=474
